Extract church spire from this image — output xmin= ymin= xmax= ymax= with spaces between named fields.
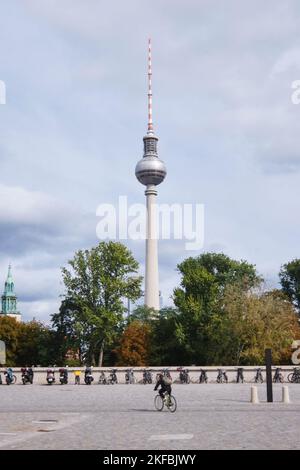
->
xmin=4 ymin=264 xmax=14 ymax=295
xmin=1 ymin=265 xmax=21 ymax=321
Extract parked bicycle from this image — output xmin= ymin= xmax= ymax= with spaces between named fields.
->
xmin=288 ymin=367 xmax=300 ymax=383
xmin=125 ymin=368 xmax=136 ymax=384
xmin=254 ymin=368 xmax=264 ymax=383
xmin=142 ymin=369 xmax=153 ymax=384
xmin=273 ymin=367 xmax=284 ymax=383
xmin=236 ymin=368 xmax=244 ymax=383
xmin=177 ymin=367 xmax=190 ymax=384
xmin=98 ymin=371 xmax=108 ymax=384
xmin=216 ymin=369 xmax=228 ymax=383
xmin=154 ymin=391 xmax=177 ymax=413
xmin=199 ymin=369 xmax=208 ymax=383
xmin=108 ymin=369 xmax=118 ymax=384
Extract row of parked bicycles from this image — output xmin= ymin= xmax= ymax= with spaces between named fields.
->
xmin=2 ymin=366 xmax=300 ymax=385
xmin=199 ymin=367 xmax=300 ymax=384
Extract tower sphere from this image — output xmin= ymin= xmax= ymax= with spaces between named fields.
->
xmin=135 ymin=132 xmax=167 ymax=186
xmin=135 ymin=155 xmax=167 ymax=186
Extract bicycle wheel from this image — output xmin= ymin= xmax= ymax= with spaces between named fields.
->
xmin=287 ymin=373 xmax=294 ymax=383
xmin=167 ymin=395 xmax=177 ymax=413
xmin=12 ymin=375 xmax=17 ymax=384
xmin=154 ymin=395 xmax=164 ymax=411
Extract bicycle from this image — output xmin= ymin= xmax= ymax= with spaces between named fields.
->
xmin=199 ymin=369 xmax=208 ymax=383
xmin=288 ymin=367 xmax=300 ymax=383
xmin=154 ymin=391 xmax=177 ymax=413
xmin=142 ymin=369 xmax=153 ymax=384
xmin=125 ymin=368 xmax=136 ymax=384
xmin=273 ymin=367 xmax=284 ymax=383
xmin=108 ymin=369 xmax=118 ymax=384
xmin=98 ymin=371 xmax=108 ymax=384
xmin=254 ymin=368 xmax=264 ymax=383
xmin=177 ymin=367 xmax=190 ymax=384
xmin=216 ymin=369 xmax=228 ymax=383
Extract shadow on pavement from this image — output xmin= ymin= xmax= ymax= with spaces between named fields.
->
xmin=129 ymin=409 xmax=158 ymax=413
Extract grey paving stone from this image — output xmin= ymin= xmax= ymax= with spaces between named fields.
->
xmin=0 ymin=383 xmax=299 ymax=449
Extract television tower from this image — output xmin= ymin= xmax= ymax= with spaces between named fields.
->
xmin=135 ymin=39 xmax=167 ymax=310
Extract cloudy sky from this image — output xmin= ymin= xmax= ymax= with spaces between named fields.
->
xmin=0 ymin=0 xmax=300 ymax=322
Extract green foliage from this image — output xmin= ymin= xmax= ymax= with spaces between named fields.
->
xmin=2 ymin=251 xmax=298 ymax=367
xmin=279 ymin=259 xmax=300 ymax=312
xmin=149 ymin=308 xmax=186 ymax=365
xmin=127 ymin=305 xmax=157 ymax=324
xmin=0 ymin=316 xmax=19 ymax=365
xmin=172 ymin=252 xmax=261 ymax=364
xmin=51 ymin=299 xmax=84 ymax=364
xmin=207 ymin=283 xmax=300 ymax=365
xmin=0 ymin=317 xmax=61 ymax=366
xmin=57 ymin=241 xmax=142 ymax=365
xmin=16 ymin=321 xmax=56 ymax=366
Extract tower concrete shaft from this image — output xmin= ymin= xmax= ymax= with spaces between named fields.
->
xmin=145 ymin=185 xmax=159 ymax=310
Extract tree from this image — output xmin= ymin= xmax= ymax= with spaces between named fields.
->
xmin=149 ymin=308 xmax=186 ymax=365
xmin=207 ymin=283 xmax=300 ymax=365
xmin=172 ymin=252 xmax=261 ymax=364
xmin=16 ymin=320 xmax=59 ymax=367
xmin=279 ymin=259 xmax=300 ymax=312
xmin=127 ymin=305 xmax=157 ymax=324
xmin=115 ymin=320 xmax=151 ymax=366
xmin=60 ymin=241 xmax=142 ymax=366
xmin=0 ymin=316 xmax=20 ymax=365
xmin=51 ymin=299 xmax=84 ymax=364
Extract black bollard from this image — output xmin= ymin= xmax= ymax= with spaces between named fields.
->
xmin=265 ymin=348 xmax=273 ymax=403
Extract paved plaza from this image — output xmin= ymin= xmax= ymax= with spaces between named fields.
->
xmin=0 ymin=383 xmax=300 ymax=450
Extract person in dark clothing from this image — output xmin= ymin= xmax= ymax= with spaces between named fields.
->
xmin=154 ymin=373 xmax=172 ymax=403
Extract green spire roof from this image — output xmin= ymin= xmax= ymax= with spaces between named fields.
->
xmin=4 ymin=264 xmax=15 ymax=296
xmin=1 ymin=265 xmax=19 ymax=315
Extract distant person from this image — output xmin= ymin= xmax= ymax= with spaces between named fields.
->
xmin=74 ymin=369 xmax=81 ymax=385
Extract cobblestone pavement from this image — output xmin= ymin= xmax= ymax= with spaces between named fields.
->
xmin=0 ymin=383 xmax=300 ymax=450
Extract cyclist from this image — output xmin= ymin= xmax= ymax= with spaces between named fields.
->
xmin=154 ymin=372 xmax=172 ymax=404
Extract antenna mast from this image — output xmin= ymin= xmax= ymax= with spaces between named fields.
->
xmin=147 ymin=38 xmax=153 ymax=134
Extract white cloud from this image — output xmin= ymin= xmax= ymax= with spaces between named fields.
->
xmin=0 ymin=184 xmax=68 ymax=226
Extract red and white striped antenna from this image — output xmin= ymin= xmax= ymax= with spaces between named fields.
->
xmin=147 ymin=38 xmax=153 ymax=134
